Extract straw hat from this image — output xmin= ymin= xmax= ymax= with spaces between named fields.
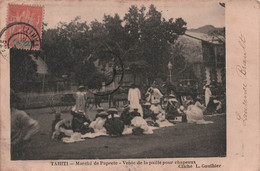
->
xmin=78 ymin=86 xmax=85 ymax=90
xmin=169 ymin=98 xmax=178 ymax=103
xmin=108 ymin=108 xmax=118 ymax=114
xmin=99 ymin=111 xmax=108 ymax=116
xmin=169 ymin=94 xmax=175 ymax=98
xmin=96 ymin=107 xmax=104 ymax=112
xmin=76 ymin=110 xmax=85 ymax=115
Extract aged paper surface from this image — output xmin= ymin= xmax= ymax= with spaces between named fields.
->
xmin=0 ymin=0 xmax=259 ymax=170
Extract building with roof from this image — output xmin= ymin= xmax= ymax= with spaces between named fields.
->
xmin=177 ymin=30 xmax=225 ymax=90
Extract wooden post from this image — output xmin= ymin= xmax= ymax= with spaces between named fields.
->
xmin=42 ymin=74 xmax=45 ymax=93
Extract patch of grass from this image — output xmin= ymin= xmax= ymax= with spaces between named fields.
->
xmin=17 ymin=108 xmax=226 ymax=160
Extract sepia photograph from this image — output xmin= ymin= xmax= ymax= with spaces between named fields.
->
xmin=3 ymin=1 xmax=227 ymax=160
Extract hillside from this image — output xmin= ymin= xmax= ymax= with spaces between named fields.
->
xmin=188 ymin=25 xmax=224 ymax=34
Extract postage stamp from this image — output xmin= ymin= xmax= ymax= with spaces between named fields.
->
xmin=5 ymin=4 xmax=43 ymax=50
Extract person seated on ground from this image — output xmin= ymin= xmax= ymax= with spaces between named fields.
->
xmin=145 ymin=87 xmax=153 ymax=102
xmin=97 ymin=107 xmax=105 ymax=113
xmin=178 ymin=106 xmax=187 ymax=122
xmin=107 ymin=108 xmax=120 ymax=119
xmin=150 ymin=102 xmax=175 ymax=127
xmin=217 ymin=96 xmax=226 ymax=114
xmin=142 ymin=102 xmax=153 ymax=119
xmin=130 ymin=114 xmax=153 ymax=135
xmin=95 ymin=106 xmax=104 ymax=117
xmin=10 ymin=90 xmax=40 ymax=159
xmin=94 ymin=110 xmax=108 ymax=120
xmin=52 ymin=119 xmax=73 ymax=140
xmin=89 ymin=111 xmax=108 ymax=132
xmin=130 ymin=108 xmax=142 ymax=118
xmin=121 ymin=104 xmax=130 ymax=116
xmin=120 ymin=105 xmax=141 ymax=126
xmin=104 ymin=108 xmax=124 ymax=136
xmin=181 ymin=96 xmax=194 ymax=109
xmin=120 ymin=105 xmax=131 ymax=125
xmin=165 ymin=94 xmax=180 ymax=121
xmin=185 ymin=101 xmax=212 ymax=124
xmin=120 ymin=106 xmax=154 ymax=134
xmin=71 ymin=110 xmax=93 ymax=134
xmin=150 ymin=102 xmax=165 ymax=121
xmin=128 ymin=108 xmax=142 ymax=124
xmin=213 ymin=96 xmax=222 ymax=113
xmin=205 ymin=95 xmax=219 ymax=115
xmin=145 ymin=86 xmax=164 ymax=105
xmin=142 ymin=102 xmax=159 ymax=127
xmin=51 ymin=113 xmax=62 ymax=134
xmin=186 ymin=101 xmax=204 ymax=121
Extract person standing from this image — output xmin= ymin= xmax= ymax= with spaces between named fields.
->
xmin=204 ymin=84 xmax=212 ymax=107
xmin=128 ymin=84 xmax=143 ymax=117
xmin=74 ymin=86 xmax=87 ymax=113
xmin=94 ymin=94 xmax=102 ymax=108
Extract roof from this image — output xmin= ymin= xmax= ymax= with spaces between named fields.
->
xmin=184 ymin=31 xmax=225 ymax=44
xmin=177 ymin=33 xmax=203 ymax=63
xmin=29 ymin=55 xmax=48 ymax=74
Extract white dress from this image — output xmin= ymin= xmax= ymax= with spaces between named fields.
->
xmin=131 ymin=116 xmax=153 ymax=134
xmin=89 ymin=117 xmax=107 ymax=133
xmin=205 ymin=88 xmax=212 ymax=107
xmin=145 ymin=87 xmax=163 ymax=104
xmin=75 ymin=91 xmax=87 ymax=113
xmin=185 ymin=102 xmax=213 ymax=124
xmin=128 ymin=88 xmax=143 ymax=116
xmin=151 ymin=88 xmax=163 ymax=104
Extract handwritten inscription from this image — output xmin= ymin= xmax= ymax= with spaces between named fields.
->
xmin=236 ymin=33 xmax=247 ymax=126
xmin=236 ymin=34 xmax=247 ymax=79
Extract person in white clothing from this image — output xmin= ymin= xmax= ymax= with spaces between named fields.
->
xmin=128 ymin=84 xmax=143 ymax=117
xmin=204 ymin=84 xmax=212 ymax=107
xmin=151 ymin=87 xmax=163 ymax=104
xmin=74 ymin=86 xmax=87 ymax=113
xmin=145 ymin=86 xmax=163 ymax=104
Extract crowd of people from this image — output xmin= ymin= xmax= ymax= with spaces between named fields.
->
xmin=10 ymin=81 xmax=224 ymax=155
xmin=51 ymin=82 xmax=223 ymax=143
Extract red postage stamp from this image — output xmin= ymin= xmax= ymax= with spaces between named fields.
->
xmin=6 ymin=4 xmax=43 ymax=50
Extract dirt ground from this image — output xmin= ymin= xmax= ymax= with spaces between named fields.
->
xmin=16 ymin=104 xmax=226 ymax=160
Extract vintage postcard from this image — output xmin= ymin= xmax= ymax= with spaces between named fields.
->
xmin=0 ymin=0 xmax=259 ymax=170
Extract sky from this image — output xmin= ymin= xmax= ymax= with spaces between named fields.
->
xmin=43 ymin=0 xmax=225 ymax=29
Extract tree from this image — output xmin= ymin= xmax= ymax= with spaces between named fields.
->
xmin=123 ymin=5 xmax=187 ymax=81
xmin=10 ymin=49 xmax=37 ymax=92
xmin=41 ymin=4 xmax=188 ymax=89
xmin=208 ymin=27 xmax=225 ymax=44
xmin=168 ymin=42 xmax=189 ymax=81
